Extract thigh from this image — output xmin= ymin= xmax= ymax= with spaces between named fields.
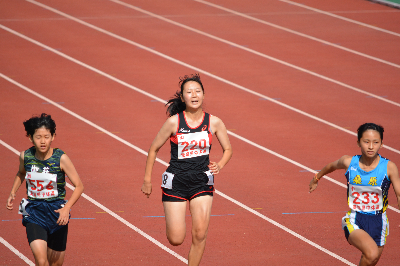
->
xmin=47 ymin=224 xmax=68 ymax=252
xmin=26 ymin=222 xmax=48 ymax=244
xmin=47 ymin=247 xmax=66 ymax=266
xmin=348 ymin=229 xmax=381 ymax=255
xmin=163 ymin=201 xmax=188 ymax=235
xmin=189 ymin=195 xmax=213 ymax=231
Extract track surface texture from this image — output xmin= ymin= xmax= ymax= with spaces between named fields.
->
xmin=1 ymin=0 xmax=399 ymax=265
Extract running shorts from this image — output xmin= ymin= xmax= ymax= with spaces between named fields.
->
xmin=20 ymin=198 xmax=69 ymax=235
xmin=161 ymin=171 xmax=214 ymax=202
xmin=26 ymin=222 xmax=68 ymax=251
xmin=342 ymin=210 xmax=389 ymax=246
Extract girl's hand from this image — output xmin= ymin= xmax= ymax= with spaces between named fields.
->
xmin=141 ymin=181 xmax=152 ymax=198
xmin=208 ymin=162 xmax=221 ymax=175
xmin=6 ymin=193 xmax=16 ymax=210
xmin=309 ymin=176 xmax=318 ymax=193
xmin=55 ymin=206 xmax=70 ymax=225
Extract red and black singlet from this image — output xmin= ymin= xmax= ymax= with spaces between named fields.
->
xmin=166 ymin=112 xmax=212 ymax=174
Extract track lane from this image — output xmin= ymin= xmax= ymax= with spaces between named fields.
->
xmin=0 ymin=80 xmax=358 ymax=265
xmin=1 ymin=1 xmax=398 ymax=264
xmin=1 ymin=41 xmax=398 ymax=264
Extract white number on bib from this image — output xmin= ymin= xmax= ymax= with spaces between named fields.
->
xmin=26 ymin=171 xmax=58 ymax=199
xmin=161 ymin=172 xmax=174 ymax=189
xmin=349 ymin=184 xmax=383 ymax=212
xmin=178 ymin=131 xmax=210 ymax=159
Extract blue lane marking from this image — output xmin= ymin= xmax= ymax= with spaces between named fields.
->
xmin=282 ymin=212 xmax=346 ymax=215
xmin=143 ymin=214 xmax=235 ymax=218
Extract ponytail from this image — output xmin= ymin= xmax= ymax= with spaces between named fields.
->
xmin=166 ymin=91 xmax=186 ymax=117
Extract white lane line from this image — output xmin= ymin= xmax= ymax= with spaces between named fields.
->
xmin=279 ymin=0 xmax=400 ymax=37
xmin=0 ymin=236 xmax=35 ymax=266
xmin=2 ymin=23 xmax=400 ymax=156
xmin=194 ymin=0 xmax=400 ymax=69
xmin=228 ymin=131 xmax=400 ymax=214
xmin=0 ymin=138 xmax=188 ymax=264
xmin=106 ymin=0 xmax=400 ymax=107
xmin=0 ymin=75 xmax=356 ymax=265
xmin=0 ymin=143 xmax=186 ymax=263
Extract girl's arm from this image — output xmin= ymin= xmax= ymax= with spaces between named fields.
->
xmin=208 ymin=116 xmax=232 ymax=174
xmin=141 ymin=116 xmax=177 ymax=198
xmin=388 ymin=161 xmax=400 ymax=210
xmin=309 ymin=155 xmax=352 ymax=193
xmin=6 ymin=152 xmax=26 ymax=210
xmin=55 ymin=154 xmax=84 ymax=225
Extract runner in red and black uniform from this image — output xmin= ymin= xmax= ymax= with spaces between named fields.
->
xmin=141 ymin=74 xmax=232 ymax=266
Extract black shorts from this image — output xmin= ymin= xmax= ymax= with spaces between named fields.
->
xmin=26 ymin=223 xmax=68 ymax=251
xmin=162 ymin=172 xmax=214 ymax=202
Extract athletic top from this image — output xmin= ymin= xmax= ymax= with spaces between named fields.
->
xmin=24 ymin=147 xmax=66 ymax=201
xmin=345 ymin=154 xmax=391 ymax=215
xmin=166 ymin=112 xmax=212 ymax=174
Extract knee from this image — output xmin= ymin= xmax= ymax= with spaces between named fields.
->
xmin=35 ymin=257 xmax=48 ymax=266
xmin=363 ymin=249 xmax=380 ymax=265
xmin=167 ymin=237 xmax=184 ymax=246
xmin=167 ymin=233 xmax=185 ymax=246
xmin=192 ymin=227 xmax=208 ymax=243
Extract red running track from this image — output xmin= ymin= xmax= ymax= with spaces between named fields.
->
xmin=1 ymin=0 xmax=399 ymax=265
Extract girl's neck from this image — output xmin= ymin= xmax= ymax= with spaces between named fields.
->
xmin=35 ymin=147 xmax=54 ymax=161
xmin=184 ymin=108 xmax=203 ymax=120
xmin=359 ymin=154 xmax=379 ymax=168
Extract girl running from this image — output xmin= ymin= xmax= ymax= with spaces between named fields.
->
xmin=6 ymin=113 xmax=84 ymax=266
xmin=309 ymin=123 xmax=400 ymax=266
xmin=141 ymin=74 xmax=232 ymax=266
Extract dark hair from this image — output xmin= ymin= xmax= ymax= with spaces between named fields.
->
xmin=166 ymin=73 xmax=204 ymax=117
xmin=357 ymin=123 xmax=384 ymax=141
xmin=23 ymin=113 xmax=56 ymax=137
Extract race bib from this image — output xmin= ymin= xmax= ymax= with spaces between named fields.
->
xmin=178 ymin=131 xmax=210 ymax=159
xmin=205 ymin=170 xmax=214 ymax=185
xmin=161 ymin=172 xmax=174 ymax=189
xmin=26 ymin=171 xmax=58 ymax=199
xmin=349 ymin=184 xmax=383 ymax=212
xmin=18 ymin=198 xmax=29 ymax=216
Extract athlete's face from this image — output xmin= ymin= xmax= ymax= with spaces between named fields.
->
xmin=181 ymin=81 xmax=204 ymax=110
xmin=357 ymin=130 xmax=382 ymax=158
xmin=29 ymin=127 xmax=54 ymax=154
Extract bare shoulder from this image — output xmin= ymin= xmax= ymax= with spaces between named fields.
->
xmin=210 ymin=115 xmax=223 ymax=128
xmin=388 ymin=161 xmax=399 ymax=175
xmin=19 ymin=151 xmax=25 ymax=161
xmin=163 ymin=115 xmax=179 ymax=134
xmin=339 ymin=155 xmax=352 ymax=169
xmin=60 ymin=153 xmax=73 ymax=167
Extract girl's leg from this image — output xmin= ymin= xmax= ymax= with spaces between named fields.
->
xmin=348 ymin=229 xmax=384 ymax=266
xmin=30 ymin=240 xmax=49 ymax=266
xmin=188 ymin=195 xmax=213 ymax=266
xmin=163 ymin=201 xmax=188 ymax=246
xmin=47 ymin=247 xmax=65 ymax=266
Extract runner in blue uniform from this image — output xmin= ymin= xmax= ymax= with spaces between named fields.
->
xmin=309 ymin=123 xmax=400 ymax=266
xmin=6 ymin=113 xmax=84 ymax=266
xmin=141 ymin=74 xmax=232 ymax=266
